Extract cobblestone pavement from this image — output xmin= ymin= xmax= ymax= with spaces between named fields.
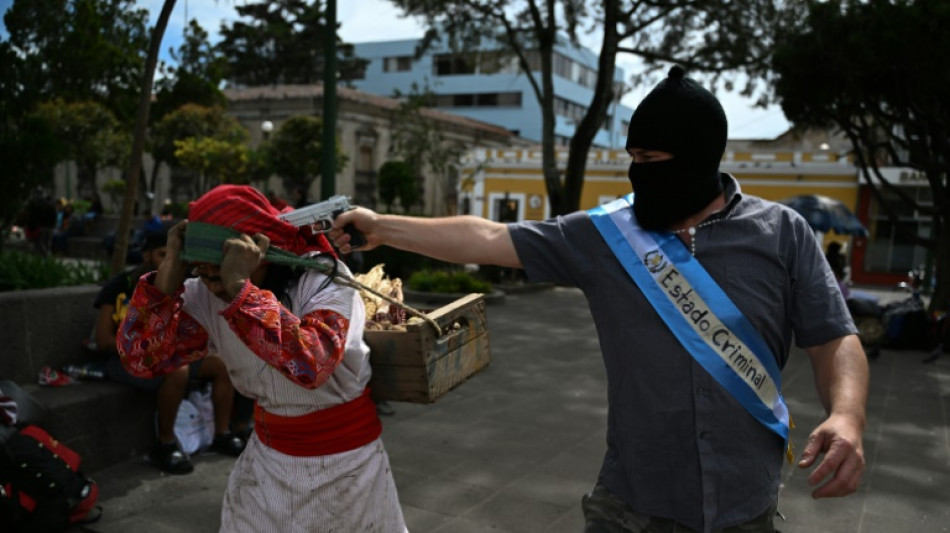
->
xmin=83 ymin=286 xmax=950 ymax=533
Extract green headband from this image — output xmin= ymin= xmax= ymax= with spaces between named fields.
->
xmin=180 ymin=222 xmax=442 ymax=334
xmin=180 ymin=222 xmax=332 ymax=274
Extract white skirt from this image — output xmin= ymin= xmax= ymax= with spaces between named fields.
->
xmin=220 ymin=434 xmax=407 ymax=533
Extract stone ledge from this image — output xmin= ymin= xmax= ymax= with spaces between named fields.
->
xmin=23 ymin=382 xmax=156 ymax=474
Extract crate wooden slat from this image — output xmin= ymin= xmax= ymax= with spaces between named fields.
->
xmin=366 ymin=293 xmax=491 ymax=403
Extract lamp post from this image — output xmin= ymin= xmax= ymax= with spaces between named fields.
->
xmin=321 ymin=0 xmax=337 ymax=201
xmin=261 ymin=120 xmax=274 ymax=142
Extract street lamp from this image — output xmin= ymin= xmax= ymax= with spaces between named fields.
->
xmin=261 ymin=120 xmax=274 ymax=141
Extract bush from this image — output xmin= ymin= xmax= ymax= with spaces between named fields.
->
xmin=0 ymin=250 xmax=107 ymax=292
xmin=361 ymin=247 xmax=454 ymax=281
xmin=408 ymin=269 xmax=492 ymax=294
xmin=161 ymin=201 xmax=189 ymax=219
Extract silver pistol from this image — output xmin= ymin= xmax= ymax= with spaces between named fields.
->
xmin=278 ymin=195 xmax=366 ymax=248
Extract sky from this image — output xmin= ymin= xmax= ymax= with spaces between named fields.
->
xmin=1 ymin=0 xmax=791 ymax=139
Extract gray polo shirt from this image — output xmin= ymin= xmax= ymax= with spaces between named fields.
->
xmin=508 ymin=175 xmax=855 ymax=532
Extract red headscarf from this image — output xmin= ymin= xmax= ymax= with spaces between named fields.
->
xmin=188 ymin=185 xmax=336 ymax=258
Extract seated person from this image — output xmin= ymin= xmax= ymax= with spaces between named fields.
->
xmin=93 ymin=231 xmax=246 ymax=474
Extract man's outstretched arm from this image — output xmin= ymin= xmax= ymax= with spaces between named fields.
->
xmin=329 ymin=208 xmax=522 ymax=268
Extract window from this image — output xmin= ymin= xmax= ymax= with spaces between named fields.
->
xmin=554 ymin=97 xmax=587 ymax=123
xmin=497 ymin=92 xmax=522 ymax=106
xmin=491 ymin=196 xmax=521 ymax=223
xmin=434 ymin=54 xmax=475 ymax=75
xmin=357 ymin=146 xmax=374 ymax=172
xmin=383 ymin=56 xmax=413 ymax=72
xmin=477 ymin=93 xmax=498 ymax=107
xmin=433 ymin=92 xmax=522 ymax=108
xmin=865 ymin=185 xmax=933 ymax=274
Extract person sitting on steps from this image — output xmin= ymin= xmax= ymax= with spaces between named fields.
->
xmin=93 ymin=231 xmax=246 ymax=474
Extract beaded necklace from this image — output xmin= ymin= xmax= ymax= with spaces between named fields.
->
xmin=671 ymin=214 xmax=727 ymax=256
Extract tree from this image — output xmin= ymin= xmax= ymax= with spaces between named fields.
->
xmin=771 ymin=0 xmax=950 ymax=312
xmin=389 ymin=83 xmax=467 ymax=214
xmin=110 ymin=0 xmax=175 ymax=277
xmin=216 ymin=0 xmax=367 ymax=87
xmin=0 ymin=39 xmax=63 ymax=239
xmin=267 ymin=115 xmax=348 ymax=202
xmin=390 ymin=0 xmax=799 ymax=215
xmin=32 ymin=99 xmax=129 ymax=199
xmin=2 ymin=0 xmax=150 ymax=125
xmin=150 ymin=104 xmax=248 ymax=198
xmin=378 ymin=161 xmax=418 ymax=213
xmin=153 ymin=19 xmax=228 ymax=121
xmin=0 ymin=115 xmax=63 ymax=238
xmin=174 ymin=136 xmax=253 ymax=194
xmin=148 ymin=19 xmax=229 ymax=198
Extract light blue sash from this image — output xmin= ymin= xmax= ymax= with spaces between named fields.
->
xmin=589 ymin=194 xmax=789 ymax=442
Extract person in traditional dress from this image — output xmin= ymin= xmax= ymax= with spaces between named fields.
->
xmin=117 ymin=185 xmax=406 ymax=532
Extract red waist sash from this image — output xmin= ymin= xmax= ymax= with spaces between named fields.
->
xmin=253 ymin=387 xmax=382 ymax=457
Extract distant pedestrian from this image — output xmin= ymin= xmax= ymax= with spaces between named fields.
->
xmin=826 ymin=241 xmax=850 ymax=298
xmin=21 ymin=192 xmax=56 ymax=256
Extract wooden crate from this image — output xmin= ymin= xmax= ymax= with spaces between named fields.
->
xmin=365 ymin=293 xmax=491 ymax=403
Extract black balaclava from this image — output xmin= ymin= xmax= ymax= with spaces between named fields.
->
xmin=626 ymin=66 xmax=727 ymax=230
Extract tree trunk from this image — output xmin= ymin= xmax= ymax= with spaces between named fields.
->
xmin=564 ymin=0 xmax=619 ymax=212
xmin=537 ymin=30 xmax=563 ymax=216
xmin=110 ymin=0 xmax=176 ymax=276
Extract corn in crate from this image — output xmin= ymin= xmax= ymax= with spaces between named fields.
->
xmin=355 ymin=265 xmax=491 ymax=403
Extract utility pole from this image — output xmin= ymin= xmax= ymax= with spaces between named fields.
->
xmin=320 ymin=0 xmax=337 ymax=200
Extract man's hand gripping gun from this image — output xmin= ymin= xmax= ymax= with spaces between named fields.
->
xmin=278 ymin=194 xmax=366 ymax=248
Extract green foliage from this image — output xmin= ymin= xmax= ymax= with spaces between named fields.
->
xmin=152 ymin=19 xmax=228 ymax=123
xmin=3 ymin=0 xmax=150 ymax=124
xmin=216 ymin=0 xmax=368 ymax=86
xmin=267 ymin=115 xmax=347 ymax=197
xmin=408 ymin=269 xmax=492 ymax=294
xmin=101 ymin=179 xmax=126 ymax=211
xmin=151 ymin=104 xmax=247 ymax=168
xmin=152 ymin=104 xmax=253 ymax=196
xmin=389 ymin=83 xmax=466 ymax=211
xmin=0 ymin=115 xmax=62 ymax=233
xmin=770 ymin=0 xmax=950 ymax=312
xmin=362 ymin=246 xmax=455 ymax=282
xmin=174 ymin=136 xmax=253 ymax=193
xmin=0 ymin=251 xmax=106 ymax=292
xmin=161 ymin=201 xmax=189 ymax=219
xmin=33 ymin=99 xmax=129 ymax=172
xmin=390 ymin=0 xmax=800 ymax=214
xmin=377 ymin=160 xmax=418 ymax=213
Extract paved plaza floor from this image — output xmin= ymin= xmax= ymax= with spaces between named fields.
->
xmin=83 ymin=286 xmax=950 ymax=533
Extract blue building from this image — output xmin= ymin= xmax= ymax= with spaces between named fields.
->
xmin=351 ymin=37 xmax=635 ymax=149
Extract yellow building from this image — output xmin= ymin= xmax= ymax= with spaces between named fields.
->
xmin=458 ymin=147 xmax=859 ymax=223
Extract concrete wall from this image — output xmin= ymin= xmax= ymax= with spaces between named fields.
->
xmin=0 ymin=284 xmax=100 ymax=384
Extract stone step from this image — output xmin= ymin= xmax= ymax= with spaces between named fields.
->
xmin=23 ymin=382 xmax=156 ymax=474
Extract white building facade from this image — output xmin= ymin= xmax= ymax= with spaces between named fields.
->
xmin=350 ymin=37 xmax=635 ymax=149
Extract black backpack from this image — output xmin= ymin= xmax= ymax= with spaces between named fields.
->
xmin=0 ymin=381 xmax=101 ymax=532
